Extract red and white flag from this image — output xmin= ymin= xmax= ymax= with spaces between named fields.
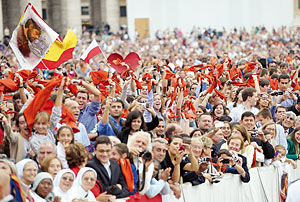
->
xmin=80 ymin=39 xmax=103 ymax=64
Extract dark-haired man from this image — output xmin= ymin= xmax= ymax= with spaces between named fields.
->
xmin=277 ymin=74 xmax=297 ymax=108
xmin=229 ymin=87 xmax=259 ymax=122
xmin=87 ymin=136 xmax=129 ymax=198
xmin=96 ymin=98 xmax=124 ymax=137
xmin=73 ymin=79 xmax=101 ymax=134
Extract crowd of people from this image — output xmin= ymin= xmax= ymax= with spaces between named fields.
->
xmin=0 ymin=26 xmax=300 ymax=202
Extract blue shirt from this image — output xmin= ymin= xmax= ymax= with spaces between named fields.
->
xmin=276 ymin=92 xmax=297 ymax=108
xmin=78 ymin=100 xmax=101 ymax=133
xmin=97 ymin=115 xmax=123 ymax=136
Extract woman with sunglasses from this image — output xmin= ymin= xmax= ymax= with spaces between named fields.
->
xmin=53 ymin=169 xmax=76 ymax=202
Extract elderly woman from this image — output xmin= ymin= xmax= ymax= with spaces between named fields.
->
xmin=71 ymin=167 xmax=97 ymax=201
xmin=16 ymin=159 xmax=38 ymax=200
xmin=53 ymin=169 xmax=76 ymax=202
xmin=31 ymin=172 xmax=57 ymax=202
xmin=41 ymin=154 xmax=63 ymax=179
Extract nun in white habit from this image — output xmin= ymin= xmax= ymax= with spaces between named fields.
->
xmin=70 ymin=167 xmax=97 ymax=201
xmin=53 ymin=169 xmax=76 ymax=202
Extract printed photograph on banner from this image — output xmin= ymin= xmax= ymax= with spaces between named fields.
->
xmin=17 ymin=18 xmax=50 ymax=58
xmin=9 ymin=4 xmax=58 ymax=70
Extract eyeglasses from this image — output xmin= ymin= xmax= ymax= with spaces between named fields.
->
xmin=83 ymin=177 xmax=96 ymax=182
xmin=286 ymin=117 xmax=295 ymax=121
xmin=62 ymin=176 xmax=74 ymax=182
xmin=24 ymin=168 xmax=38 ymax=173
xmin=96 ymin=149 xmax=112 ymax=153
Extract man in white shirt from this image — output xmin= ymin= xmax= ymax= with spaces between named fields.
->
xmin=229 ymin=87 xmax=259 ymax=122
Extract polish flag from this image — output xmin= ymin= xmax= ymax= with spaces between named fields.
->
xmin=80 ymin=39 xmax=103 ymax=64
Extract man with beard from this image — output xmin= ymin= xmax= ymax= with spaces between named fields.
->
xmin=196 ymin=113 xmax=213 ymax=134
xmin=97 ymin=98 xmax=125 ymax=136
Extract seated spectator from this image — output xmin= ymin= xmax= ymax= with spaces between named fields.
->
xmin=190 ymin=129 xmax=202 ymax=138
xmin=86 ymin=136 xmax=129 ymax=198
xmin=196 ymin=113 xmax=213 ymax=134
xmin=262 ymin=121 xmax=287 ymax=149
xmin=64 ymin=100 xmax=91 ymax=148
xmin=274 ymin=105 xmax=287 ymax=124
xmin=31 ymin=172 xmax=56 ymax=202
xmin=56 ymin=126 xmax=75 ymax=168
xmin=127 ymin=131 xmax=154 ymax=195
xmin=0 ymin=159 xmax=17 ymax=175
xmin=160 ymin=135 xmax=198 ymax=183
xmin=287 ymin=126 xmax=300 ymax=160
xmin=221 ymin=124 xmax=255 ymax=168
xmin=53 ymin=169 xmax=76 ymax=202
xmin=111 ymin=143 xmax=137 ymax=195
xmin=182 ymin=136 xmax=206 ymax=185
xmin=40 ymin=154 xmax=63 ymax=179
xmin=71 ymin=167 xmax=97 ymax=201
xmin=29 ymin=79 xmax=64 ymax=155
xmin=65 ymin=143 xmax=89 ymax=176
xmin=118 ymin=109 xmax=158 ymax=143
xmin=257 ymin=108 xmax=287 ymax=149
xmin=153 ymin=118 xmax=165 ymax=138
xmin=37 ymin=142 xmax=57 ymax=167
xmin=145 ymin=160 xmax=171 ymax=198
xmin=215 ymin=149 xmax=250 ymax=183
xmin=165 ymin=123 xmax=183 ymax=139
xmin=16 ymin=159 xmax=38 ymax=201
xmin=239 ymin=112 xmax=275 ymax=163
xmin=0 ymin=173 xmax=16 ymax=202
xmin=96 ymin=98 xmax=125 ymax=137
xmin=282 ymin=111 xmax=296 ymax=136
xmin=0 ymin=113 xmax=29 ymax=162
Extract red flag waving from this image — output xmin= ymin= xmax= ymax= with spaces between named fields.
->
xmin=80 ymin=39 xmax=103 ymax=64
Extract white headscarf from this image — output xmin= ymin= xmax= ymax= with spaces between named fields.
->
xmin=15 ymin=159 xmax=37 ymax=179
xmin=32 ymin=172 xmax=53 ymax=192
xmin=53 ymin=169 xmax=75 ymax=187
xmin=74 ymin=167 xmax=97 ymax=187
xmin=53 ymin=169 xmax=76 ymax=202
xmin=70 ymin=167 xmax=97 ymax=201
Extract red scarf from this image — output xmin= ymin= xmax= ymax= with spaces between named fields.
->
xmin=118 ymin=158 xmax=135 ymax=192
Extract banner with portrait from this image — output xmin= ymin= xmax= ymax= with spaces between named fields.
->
xmin=9 ymin=3 xmax=59 ymax=70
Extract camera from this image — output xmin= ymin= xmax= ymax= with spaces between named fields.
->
xmin=199 ymin=157 xmax=210 ymax=164
xmin=179 ymin=144 xmax=185 ymax=151
xmin=270 ymin=91 xmax=283 ymax=96
xmin=211 ymin=173 xmax=222 ymax=183
xmin=221 ymin=159 xmax=230 ymax=164
xmin=139 ymin=150 xmax=152 ymax=161
xmin=232 ymin=153 xmax=239 ymax=162
xmin=250 ymin=130 xmax=258 ymax=137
